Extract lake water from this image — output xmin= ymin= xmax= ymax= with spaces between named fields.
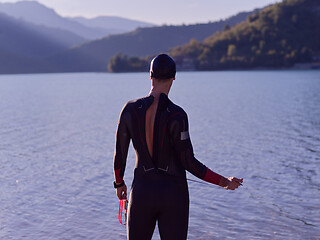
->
xmin=0 ymin=70 xmax=319 ymax=240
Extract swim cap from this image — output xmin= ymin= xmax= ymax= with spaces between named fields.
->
xmin=150 ymin=54 xmax=176 ymax=79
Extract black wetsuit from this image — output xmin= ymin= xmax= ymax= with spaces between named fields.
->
xmin=114 ymin=93 xmax=222 ymax=240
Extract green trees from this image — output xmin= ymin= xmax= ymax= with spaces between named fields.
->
xmin=108 ymin=54 xmax=148 ymax=72
xmin=170 ymin=0 xmax=320 ymax=70
xmin=107 ymin=0 xmax=320 ymax=72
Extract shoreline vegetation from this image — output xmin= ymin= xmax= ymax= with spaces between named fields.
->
xmin=107 ymin=54 xmax=320 ymax=74
xmin=108 ymin=0 xmax=320 ymax=73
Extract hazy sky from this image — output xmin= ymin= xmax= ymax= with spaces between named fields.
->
xmin=0 ymin=0 xmax=282 ymax=24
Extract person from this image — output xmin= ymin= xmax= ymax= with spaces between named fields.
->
xmin=113 ymin=54 xmax=243 ymax=240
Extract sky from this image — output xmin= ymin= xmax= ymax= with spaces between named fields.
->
xmin=0 ymin=0 xmax=282 ymax=25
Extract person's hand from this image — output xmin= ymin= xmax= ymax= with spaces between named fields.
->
xmin=224 ymin=177 xmax=243 ymax=190
xmin=116 ymin=183 xmax=127 ymax=200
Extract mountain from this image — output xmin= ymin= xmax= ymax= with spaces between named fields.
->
xmin=70 ymin=16 xmax=155 ymax=35
xmin=0 ymin=1 xmax=108 ymax=40
xmin=0 ymin=12 xmax=75 ymax=73
xmin=0 ymin=1 xmax=156 ymax=40
xmin=47 ymin=10 xmax=258 ymax=72
xmin=169 ymin=0 xmax=320 ymax=70
xmin=0 ymin=12 xmax=85 ymax=58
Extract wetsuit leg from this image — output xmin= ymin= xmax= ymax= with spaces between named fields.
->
xmin=127 ymin=179 xmax=157 ymax=240
xmin=157 ymin=178 xmax=189 ymax=240
xmin=127 ymin=171 xmax=189 ymax=240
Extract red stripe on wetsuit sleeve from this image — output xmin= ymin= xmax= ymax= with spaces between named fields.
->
xmin=203 ymin=168 xmax=222 ymax=185
xmin=115 ymin=168 xmax=123 ymax=183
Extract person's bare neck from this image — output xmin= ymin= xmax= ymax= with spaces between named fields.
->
xmin=149 ymin=78 xmax=173 ymax=100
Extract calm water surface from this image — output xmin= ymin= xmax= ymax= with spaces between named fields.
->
xmin=0 ymin=71 xmax=319 ymax=240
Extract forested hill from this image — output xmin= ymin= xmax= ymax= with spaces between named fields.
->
xmin=170 ymin=0 xmax=320 ymax=70
xmin=109 ymin=0 xmax=320 ymax=72
xmin=47 ymin=10 xmax=258 ymax=73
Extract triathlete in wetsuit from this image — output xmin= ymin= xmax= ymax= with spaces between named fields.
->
xmin=113 ymin=54 xmax=243 ymax=240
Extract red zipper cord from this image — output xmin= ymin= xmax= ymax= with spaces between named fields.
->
xmin=118 ymin=199 xmax=123 ymax=224
xmin=118 ymin=199 xmax=128 ymax=225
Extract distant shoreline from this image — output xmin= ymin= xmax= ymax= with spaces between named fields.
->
xmin=1 ymin=64 xmax=319 ymax=76
xmin=175 ymin=62 xmax=320 ymax=72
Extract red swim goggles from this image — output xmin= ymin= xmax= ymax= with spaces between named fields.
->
xmin=118 ymin=199 xmax=128 ymax=225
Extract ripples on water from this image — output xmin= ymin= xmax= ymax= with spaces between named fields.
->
xmin=0 ymin=71 xmax=319 ymax=239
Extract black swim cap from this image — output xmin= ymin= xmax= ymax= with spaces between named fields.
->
xmin=150 ymin=54 xmax=176 ymax=79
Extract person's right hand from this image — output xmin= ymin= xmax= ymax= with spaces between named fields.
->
xmin=116 ymin=183 xmax=127 ymax=200
xmin=225 ymin=177 xmax=243 ymax=190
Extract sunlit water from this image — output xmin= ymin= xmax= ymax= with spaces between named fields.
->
xmin=0 ymin=71 xmax=319 ymax=240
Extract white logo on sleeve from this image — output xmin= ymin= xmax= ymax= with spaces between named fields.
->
xmin=181 ymin=131 xmax=190 ymax=140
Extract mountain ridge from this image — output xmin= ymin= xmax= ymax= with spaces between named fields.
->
xmin=0 ymin=1 xmax=155 ymax=40
xmin=47 ymin=9 xmax=259 ymax=73
xmin=0 ymin=12 xmax=85 ymax=58
xmin=69 ymin=16 xmax=155 ymax=34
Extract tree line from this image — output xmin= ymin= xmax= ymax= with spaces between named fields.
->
xmin=108 ymin=0 xmax=320 ymax=72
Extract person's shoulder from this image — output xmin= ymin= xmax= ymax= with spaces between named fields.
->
xmin=127 ymin=96 xmax=140 ymax=104
xmin=126 ymin=96 xmax=148 ymax=108
xmin=167 ymin=100 xmax=188 ymax=119
xmin=122 ymin=96 xmax=148 ymax=111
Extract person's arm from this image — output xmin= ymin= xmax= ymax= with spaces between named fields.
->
xmin=204 ymin=168 xmax=243 ymax=189
xmin=170 ymin=110 xmax=243 ymax=190
xmin=113 ymin=105 xmax=131 ymax=199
